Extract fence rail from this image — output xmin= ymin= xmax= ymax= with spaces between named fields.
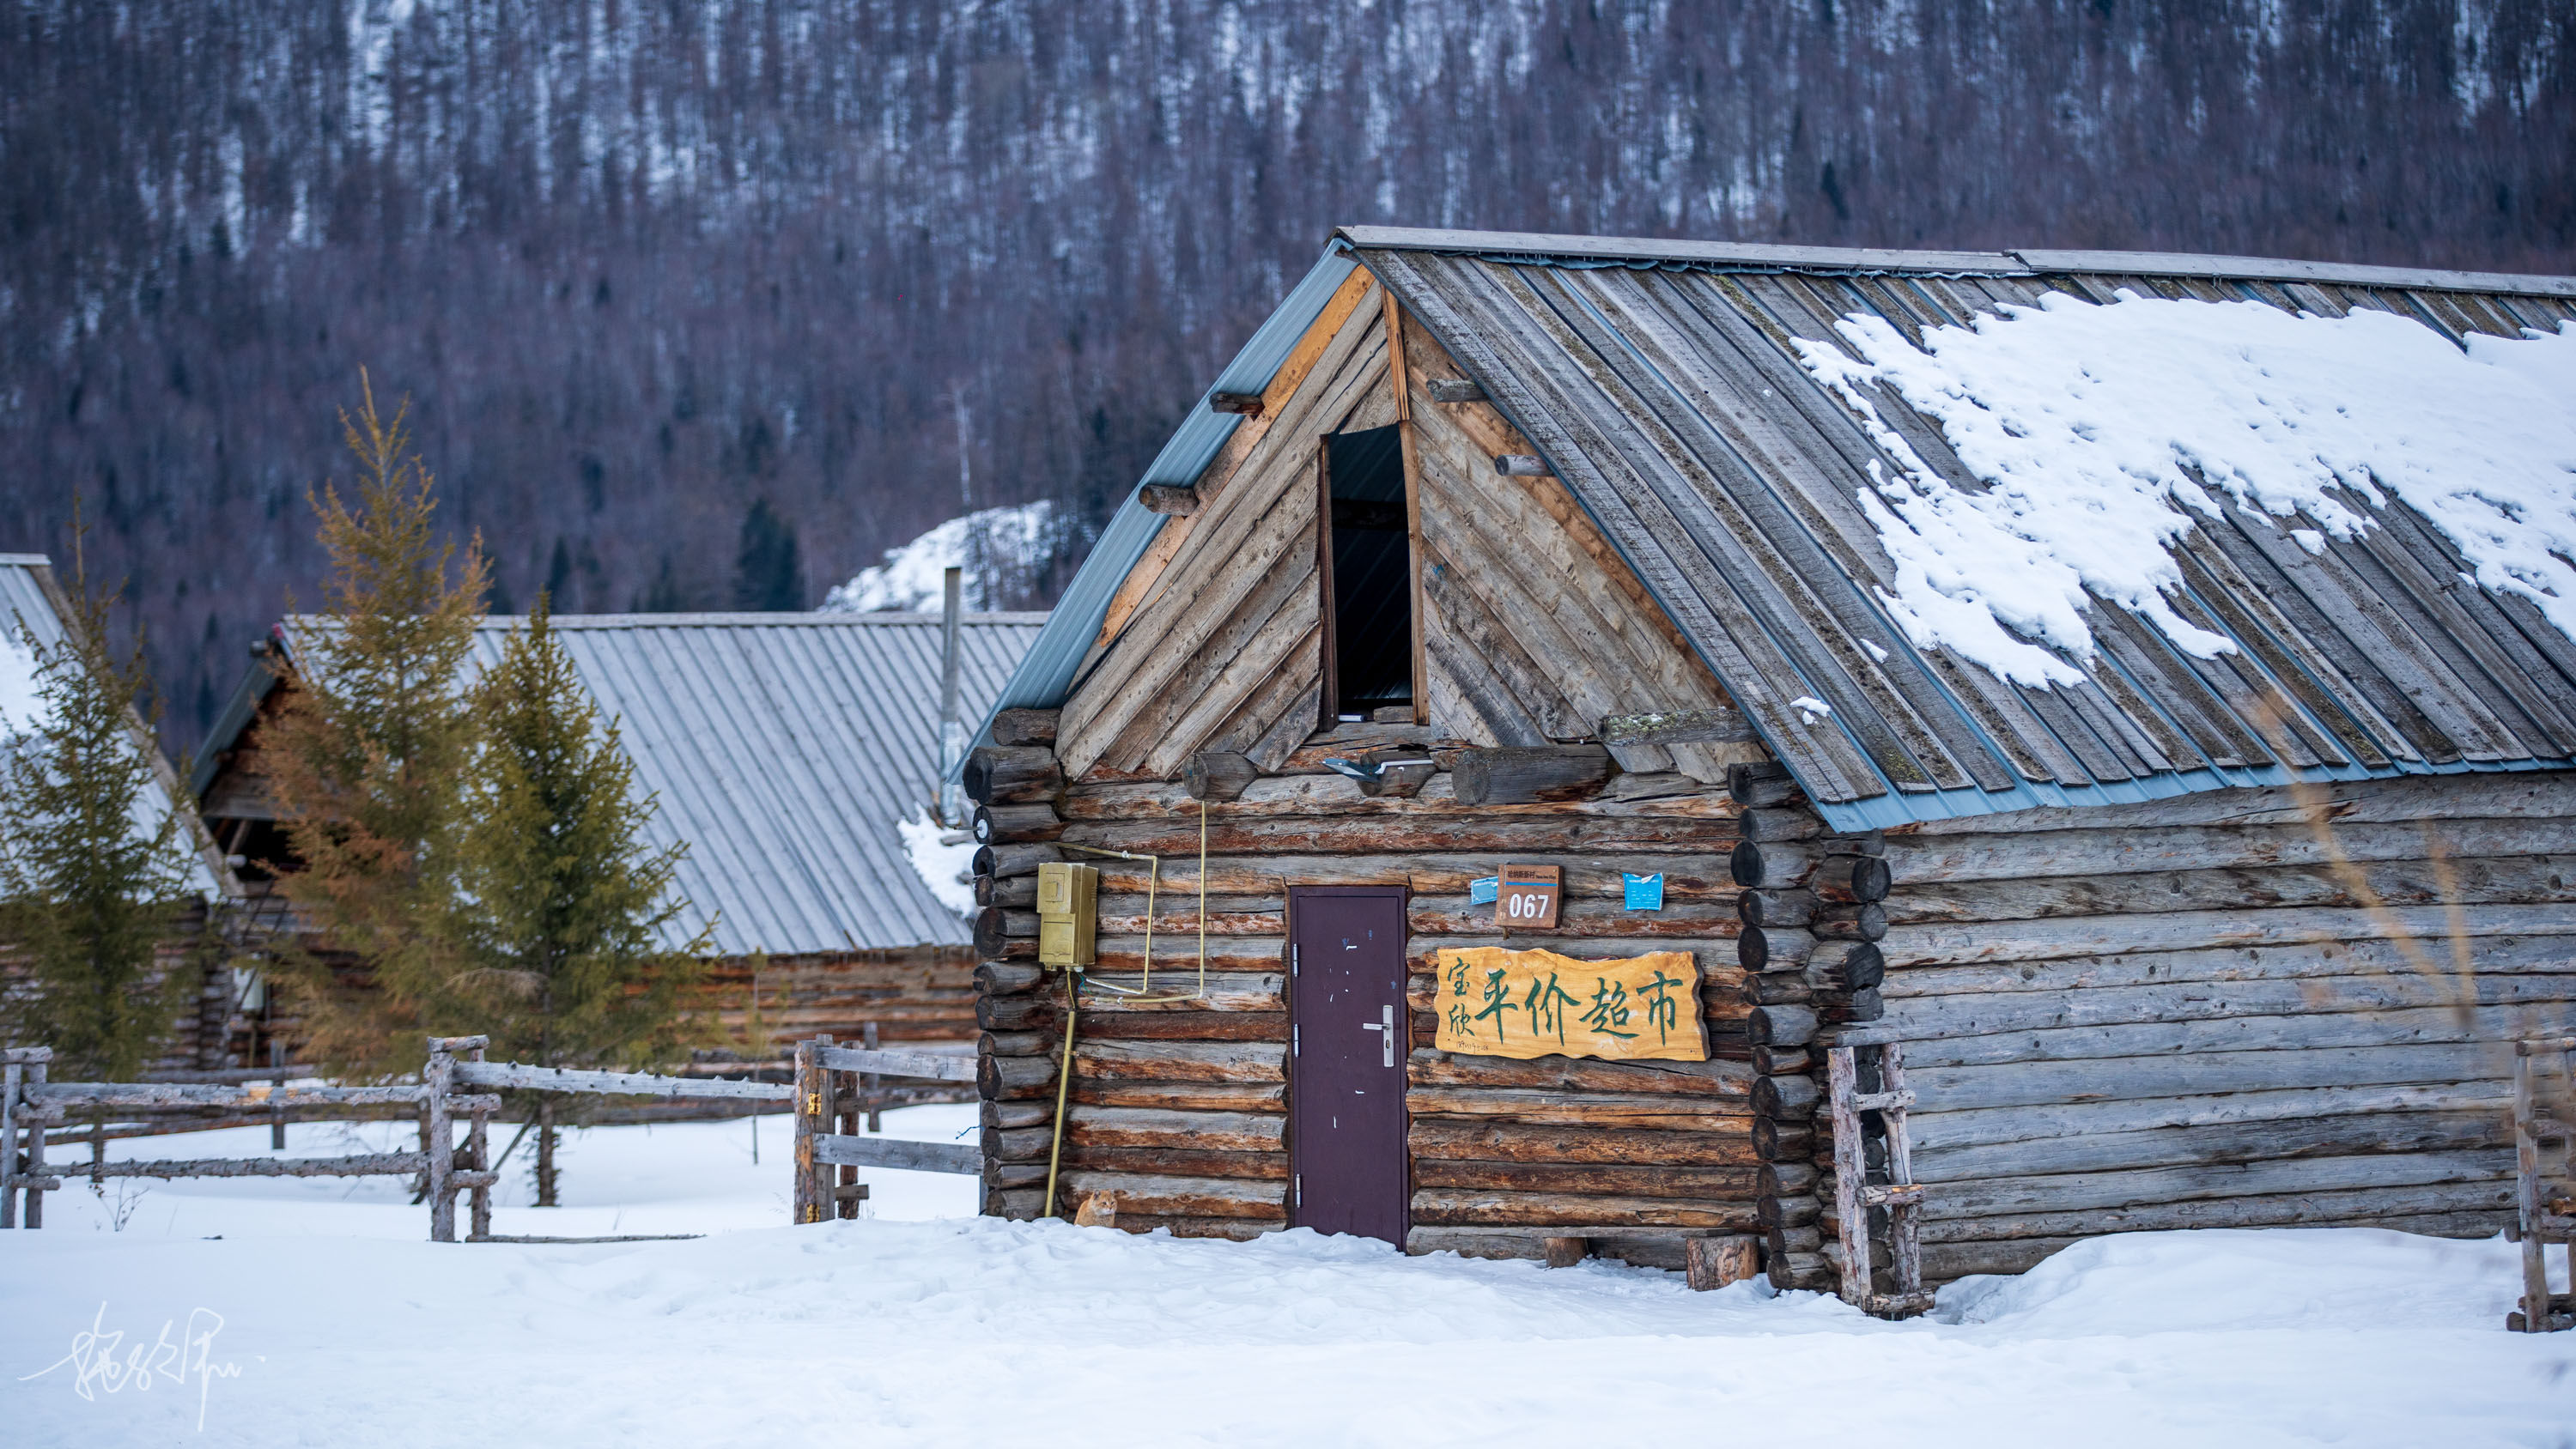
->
xmin=3 ymin=1032 xmax=983 ymax=1238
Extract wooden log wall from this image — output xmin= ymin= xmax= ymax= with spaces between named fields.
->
xmin=973 ymin=726 xmax=1785 ymax=1268
xmin=693 ymin=947 xmax=978 ymax=1046
xmin=1793 ymin=769 xmax=2576 ymax=1288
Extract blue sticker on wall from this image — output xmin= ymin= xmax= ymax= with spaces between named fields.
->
xmin=1468 ymin=876 xmax=1499 ymax=906
xmin=1624 ymin=872 xmax=1665 ymax=911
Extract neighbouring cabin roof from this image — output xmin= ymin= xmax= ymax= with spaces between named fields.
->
xmin=984 ymin=229 xmax=2576 ymax=832
xmin=1 ymin=555 xmax=232 ymax=899
xmin=201 ymin=610 xmax=1045 ymax=956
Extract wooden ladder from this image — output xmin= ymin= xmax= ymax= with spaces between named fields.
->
xmin=2512 ymin=1035 xmax=2574 ymax=1333
xmin=1828 ymin=1042 xmax=1934 ymax=1319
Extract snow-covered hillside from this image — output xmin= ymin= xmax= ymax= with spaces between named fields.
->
xmin=822 ymin=501 xmax=1060 ymax=614
xmin=1 ymin=1114 xmax=2567 ymax=1447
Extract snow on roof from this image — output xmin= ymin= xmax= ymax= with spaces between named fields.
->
xmin=1797 ymin=291 xmax=2576 ymax=688
xmin=988 ymin=230 xmax=2576 ymax=828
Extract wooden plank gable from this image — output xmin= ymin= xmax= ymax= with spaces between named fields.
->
xmin=1061 ymin=288 xmax=1765 ymax=785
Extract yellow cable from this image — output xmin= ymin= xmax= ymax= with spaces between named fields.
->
xmin=1041 ymin=978 xmax=1077 ymax=1218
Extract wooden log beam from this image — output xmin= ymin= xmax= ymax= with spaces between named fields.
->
xmin=1139 ymin=484 xmax=1201 ymax=516
xmin=1810 ymin=854 xmax=1891 ymax=904
xmin=1425 ymin=379 xmax=1486 ymax=403
xmin=1452 ymin=744 xmax=1613 ymax=806
xmin=973 ymin=843 xmax=1063 ymax=879
xmin=1727 ymin=761 xmax=1798 ymax=808
xmin=991 ymin=709 xmax=1060 ymax=747
xmin=57 ymin=1152 xmax=428 ymax=1180
xmin=812 ymin=1133 xmax=982 ymax=1175
xmin=965 ymin=747 xmax=1064 ymax=806
xmin=1185 ymin=751 xmax=1260 ymax=802
xmin=450 ymin=1062 xmax=793 ymax=1100
xmin=1596 ymin=707 xmax=1754 ymax=747
xmin=973 ymin=802 xmax=1062 ymax=844
xmin=1731 ymin=840 xmax=1815 ymax=889
xmin=1493 ymin=455 xmax=1552 ymax=477
xmin=814 ymin=1046 xmax=979 ymax=1082
xmin=1210 ymin=391 xmax=1266 ymax=415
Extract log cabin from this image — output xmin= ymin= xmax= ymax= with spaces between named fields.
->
xmin=957 ymin=227 xmax=2576 ymax=1305
xmin=3 ymin=555 xmax=241 ymax=1070
xmin=192 ymin=609 xmax=1043 ymax=1063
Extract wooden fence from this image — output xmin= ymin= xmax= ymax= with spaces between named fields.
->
xmin=2512 ymin=1035 xmax=2573 ymax=1333
xmin=1 ymin=1034 xmax=982 ymax=1238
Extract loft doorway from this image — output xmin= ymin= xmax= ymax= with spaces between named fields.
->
xmin=1321 ymin=424 xmax=1414 ymax=719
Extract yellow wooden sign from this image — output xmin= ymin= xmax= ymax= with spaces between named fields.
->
xmin=1431 ymin=947 xmax=1705 ymax=1062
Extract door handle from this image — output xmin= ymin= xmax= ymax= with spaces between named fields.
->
xmin=1358 ymin=1005 xmax=1396 ymax=1068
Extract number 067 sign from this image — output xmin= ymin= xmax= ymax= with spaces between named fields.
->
xmin=1496 ymin=864 xmax=1560 ymax=928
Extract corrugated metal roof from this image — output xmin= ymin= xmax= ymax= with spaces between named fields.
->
xmin=456 ymin=612 xmax=1043 ymax=956
xmin=1000 ymin=229 xmax=2576 ymax=833
xmin=1348 ymin=230 xmax=2576 ymax=831
xmin=1 ymin=555 xmax=229 ymax=898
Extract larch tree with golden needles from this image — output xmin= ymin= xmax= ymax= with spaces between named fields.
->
xmin=264 ymin=376 xmax=489 ymax=1079
xmin=444 ymin=593 xmax=709 ymax=1205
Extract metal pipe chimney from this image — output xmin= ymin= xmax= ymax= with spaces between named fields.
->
xmin=937 ymin=565 xmax=965 ymax=826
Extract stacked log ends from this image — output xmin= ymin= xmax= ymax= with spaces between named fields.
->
xmin=1738 ymin=926 xmax=1816 ymax=974
xmin=1726 ymin=761 xmax=1798 ymax=809
xmin=975 ymin=842 xmax=1064 ymax=879
xmin=1730 ymin=840 xmax=1814 ymax=889
xmin=969 ymin=737 xmax=1070 ymax=1222
xmin=974 ymin=802 xmax=1063 ymax=845
xmin=966 ymin=746 xmax=1065 ymax=805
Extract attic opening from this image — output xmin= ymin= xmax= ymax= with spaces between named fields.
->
xmin=1321 ymin=424 xmax=1413 ymax=716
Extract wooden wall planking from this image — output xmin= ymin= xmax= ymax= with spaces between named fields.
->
xmin=1835 ymin=768 xmax=2576 ymax=1284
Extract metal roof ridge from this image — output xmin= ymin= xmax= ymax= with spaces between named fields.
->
xmin=0 ymin=553 xmax=54 ymax=567
xmin=1334 ymin=227 xmax=2576 ymax=299
xmin=463 ymin=610 xmax=1053 ymax=629
xmin=1337 ymin=226 xmax=2026 ymax=275
xmin=2009 ymin=248 xmax=2576 ymax=298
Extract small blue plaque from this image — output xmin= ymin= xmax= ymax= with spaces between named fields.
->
xmin=1468 ymin=876 xmax=1499 ymax=906
xmin=1623 ymin=872 xmax=1665 ymax=911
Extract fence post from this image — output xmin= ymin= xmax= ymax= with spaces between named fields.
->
xmin=792 ymin=1037 xmax=824 ymax=1225
xmin=424 ymin=1039 xmax=455 ymax=1243
xmin=23 ymin=1054 xmax=46 ymax=1228
xmin=465 ymin=1040 xmax=492 ymax=1242
xmin=2 ymin=1059 xmax=20 ymax=1228
xmin=269 ymin=1039 xmax=287 ymax=1151
xmin=862 ymin=1022 xmax=883 ymax=1133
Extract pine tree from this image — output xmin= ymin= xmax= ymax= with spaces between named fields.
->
xmin=444 ymin=592 xmax=710 ymax=1204
xmin=263 ymin=375 xmax=489 ymax=1079
xmin=0 ymin=515 xmax=201 ymax=1081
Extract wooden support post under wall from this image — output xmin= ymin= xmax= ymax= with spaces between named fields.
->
xmin=424 ymin=1040 xmax=456 ymax=1243
xmin=792 ymin=1037 xmax=825 ymax=1225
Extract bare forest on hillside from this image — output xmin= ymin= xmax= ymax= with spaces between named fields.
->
xmin=1 ymin=0 xmax=2568 ymax=754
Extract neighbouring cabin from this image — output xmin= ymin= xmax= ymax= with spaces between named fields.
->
xmin=1 ymin=555 xmax=241 ymax=1070
xmin=959 ymin=228 xmax=2576 ymax=1302
xmin=191 ymin=609 xmax=1044 ymax=1065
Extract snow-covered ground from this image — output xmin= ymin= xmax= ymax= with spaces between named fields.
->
xmin=3 ymin=1109 xmax=2569 ymax=1446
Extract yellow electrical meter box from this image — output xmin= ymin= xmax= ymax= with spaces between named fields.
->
xmin=1035 ymin=861 xmax=1100 ymax=967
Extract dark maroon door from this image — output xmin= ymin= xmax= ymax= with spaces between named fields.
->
xmin=1288 ymin=887 xmax=1410 ymax=1245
